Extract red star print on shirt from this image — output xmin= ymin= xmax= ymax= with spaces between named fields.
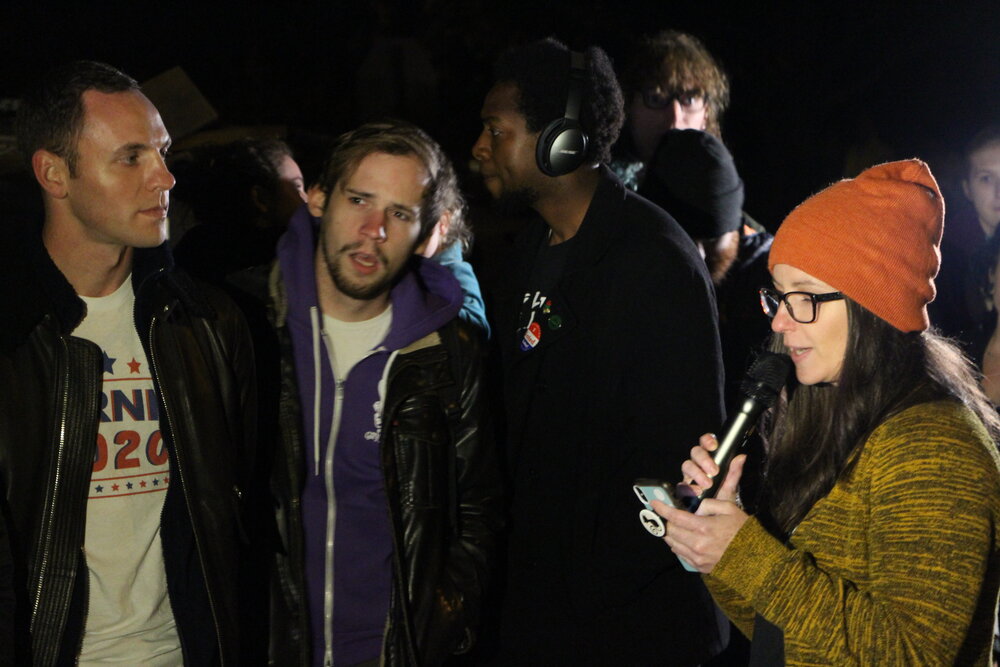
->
xmin=127 ymin=358 xmax=141 ymax=373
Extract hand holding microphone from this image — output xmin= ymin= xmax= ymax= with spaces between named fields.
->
xmin=635 ymin=352 xmax=791 ymax=572
xmin=676 ymin=351 xmax=792 ymax=513
xmin=680 ymin=432 xmax=747 ymax=503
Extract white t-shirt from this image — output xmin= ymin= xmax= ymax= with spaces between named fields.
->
xmin=322 ymin=306 xmax=393 ymax=383
xmin=72 ymin=277 xmax=181 ymax=666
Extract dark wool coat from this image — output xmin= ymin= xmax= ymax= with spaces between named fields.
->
xmin=495 ymin=168 xmax=729 ymax=665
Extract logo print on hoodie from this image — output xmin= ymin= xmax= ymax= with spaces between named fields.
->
xmin=364 ymin=399 xmax=383 ymax=442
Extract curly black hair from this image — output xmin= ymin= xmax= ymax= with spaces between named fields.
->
xmin=493 ymin=38 xmax=624 ymax=165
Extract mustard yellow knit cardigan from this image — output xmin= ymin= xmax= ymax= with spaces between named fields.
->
xmin=707 ymin=400 xmax=1000 ymax=666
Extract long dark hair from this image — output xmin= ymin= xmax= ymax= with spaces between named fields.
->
xmin=760 ymin=298 xmax=1000 ymax=536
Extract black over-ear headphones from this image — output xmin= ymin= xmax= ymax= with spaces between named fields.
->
xmin=535 ymin=50 xmax=589 ymax=177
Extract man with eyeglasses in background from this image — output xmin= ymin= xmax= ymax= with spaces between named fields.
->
xmin=612 ymin=30 xmax=774 ymax=382
xmin=611 ymin=33 xmax=773 ymax=665
xmin=611 ymin=30 xmax=730 ymax=191
xmin=611 ymin=32 xmax=773 ymax=392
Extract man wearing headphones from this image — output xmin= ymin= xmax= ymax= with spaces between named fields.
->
xmin=472 ymin=38 xmax=728 ymax=664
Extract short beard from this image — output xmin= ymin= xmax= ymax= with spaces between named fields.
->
xmin=495 ymin=186 xmax=540 ymax=217
xmin=322 ymin=238 xmax=396 ymax=301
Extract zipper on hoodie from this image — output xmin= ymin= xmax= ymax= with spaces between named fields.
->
xmin=314 ymin=306 xmax=391 ymax=667
xmin=314 ymin=307 xmax=343 ymax=667
xmin=322 ymin=374 xmax=344 ymax=667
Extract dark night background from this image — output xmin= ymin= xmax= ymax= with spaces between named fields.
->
xmin=2 ymin=1 xmax=999 ymax=227
xmin=0 ymin=4 xmax=997 ymax=663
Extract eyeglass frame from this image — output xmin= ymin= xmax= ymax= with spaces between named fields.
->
xmin=759 ymin=287 xmax=845 ymax=324
xmin=640 ymin=86 xmax=707 ymax=112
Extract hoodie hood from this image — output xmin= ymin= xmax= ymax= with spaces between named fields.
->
xmin=275 ymin=204 xmax=463 ymax=477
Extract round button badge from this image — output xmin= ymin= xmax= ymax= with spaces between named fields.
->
xmin=639 ymin=508 xmax=665 ymax=537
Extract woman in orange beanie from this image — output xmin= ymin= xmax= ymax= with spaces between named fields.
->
xmin=654 ymin=160 xmax=1000 ymax=665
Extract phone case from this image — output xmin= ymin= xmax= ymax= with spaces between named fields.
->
xmin=633 ymin=479 xmax=698 ymax=572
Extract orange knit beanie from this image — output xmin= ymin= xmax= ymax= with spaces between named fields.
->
xmin=769 ymin=159 xmax=944 ymax=332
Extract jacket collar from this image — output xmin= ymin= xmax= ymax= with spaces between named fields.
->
xmin=1 ymin=220 xmax=81 ymax=352
xmin=0 ymin=220 xmax=199 ymax=354
xmin=513 ymin=165 xmax=627 ymax=279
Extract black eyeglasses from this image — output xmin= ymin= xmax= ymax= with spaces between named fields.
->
xmin=759 ymin=287 xmax=845 ymax=324
xmin=640 ymin=86 xmax=706 ymax=112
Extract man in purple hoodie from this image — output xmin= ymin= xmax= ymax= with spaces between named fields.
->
xmin=247 ymin=121 xmax=502 ymax=666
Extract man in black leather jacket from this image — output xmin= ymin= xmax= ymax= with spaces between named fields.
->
xmin=0 ymin=60 xmax=255 ymax=665
xmin=236 ymin=122 xmax=501 ymax=666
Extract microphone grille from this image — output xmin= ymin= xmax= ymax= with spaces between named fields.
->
xmin=740 ymin=352 xmax=793 ymax=407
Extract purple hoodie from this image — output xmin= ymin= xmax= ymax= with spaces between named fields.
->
xmin=277 ymin=206 xmax=462 ymax=666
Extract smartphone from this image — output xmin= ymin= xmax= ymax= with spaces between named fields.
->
xmin=632 ymin=479 xmax=698 ymax=572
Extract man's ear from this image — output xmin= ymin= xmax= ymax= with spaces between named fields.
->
xmin=32 ymin=150 xmax=70 ymax=199
xmin=307 ymin=184 xmax=327 ymax=217
xmin=962 ymin=178 xmax=972 ymax=203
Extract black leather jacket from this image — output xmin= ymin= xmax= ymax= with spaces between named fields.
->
xmin=0 ymin=229 xmax=255 ymax=665
xmin=248 ymin=265 xmax=502 ymax=666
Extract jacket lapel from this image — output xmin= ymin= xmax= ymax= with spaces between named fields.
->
xmin=504 ymin=167 xmax=627 ymax=365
